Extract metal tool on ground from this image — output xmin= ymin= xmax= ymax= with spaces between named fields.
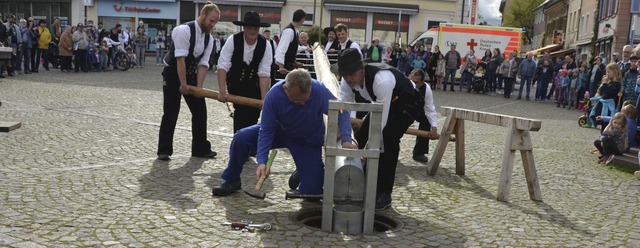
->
xmin=221 ymin=220 xmax=273 ymax=231
xmin=285 ymin=190 xmax=323 ymax=200
xmin=244 ymin=150 xmax=278 ymax=199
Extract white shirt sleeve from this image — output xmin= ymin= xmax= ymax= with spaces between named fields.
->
xmin=172 ymin=25 xmax=191 ymax=58
xmin=372 ymin=71 xmax=396 ymax=129
xmin=350 ymin=41 xmax=362 ymax=54
xmin=258 ymin=40 xmax=273 ymax=77
xmin=339 ymin=79 xmax=357 ymax=119
xmin=275 ymin=28 xmax=294 ymax=65
xmin=199 ymin=33 xmax=214 ymax=68
xmin=423 ymin=83 xmax=438 ymax=127
xmin=216 ymin=34 xmax=235 ymax=72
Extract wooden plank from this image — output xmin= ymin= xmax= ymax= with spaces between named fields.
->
xmin=520 ymin=150 xmax=542 ymax=201
xmin=0 ymin=121 xmax=21 ymax=132
xmin=440 ymin=107 xmax=542 ymax=131
xmin=455 ymin=119 xmax=465 ymax=175
xmin=427 ymin=114 xmax=457 ymax=175
xmin=509 ymin=130 xmax=533 ymax=151
xmin=497 ymin=120 xmax=517 ymax=202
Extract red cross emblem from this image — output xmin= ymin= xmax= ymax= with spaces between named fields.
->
xmin=467 ymin=39 xmax=478 ymax=51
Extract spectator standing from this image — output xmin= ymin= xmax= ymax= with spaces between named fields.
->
xmin=619 ymin=45 xmax=634 ymax=77
xmin=5 ymin=14 xmax=21 ymax=76
xmin=460 ymin=49 xmax=477 ymax=92
xmin=361 ymin=43 xmax=369 ymax=59
xmin=154 ymin=30 xmax=166 ymax=66
xmin=622 ymin=55 xmax=639 ymax=103
xmin=334 ymin=23 xmax=361 ymax=53
xmin=589 ymin=56 xmax=606 ymax=97
xmin=50 ymin=17 xmax=61 ymax=44
xmin=72 ymin=23 xmax=89 ymax=73
xmin=133 ymin=27 xmax=148 ymax=68
xmin=427 ymin=45 xmax=441 ymax=86
xmin=19 ymin=18 xmax=34 ymax=74
xmin=535 ymin=59 xmax=553 ymax=101
xmin=368 ymin=39 xmax=383 ymax=62
xmin=404 ymin=46 xmax=416 ymax=76
xmin=443 ymin=44 xmax=461 ymax=91
xmin=58 ymin=26 xmax=73 ymax=72
xmin=323 ymin=27 xmax=339 ymax=54
xmin=487 ymin=48 xmax=503 ymax=93
xmin=500 ymin=51 xmax=518 ymax=98
xmin=34 ymin=20 xmax=52 ymax=72
xmin=209 ymin=31 xmax=224 ymax=69
xmin=517 ymin=52 xmax=537 ymax=100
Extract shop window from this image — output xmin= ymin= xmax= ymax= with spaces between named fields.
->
xmin=330 ymin=10 xmax=367 ymax=45
xmin=633 ymin=0 xmax=640 ymax=13
xmin=180 ymin=1 xmax=195 ymax=25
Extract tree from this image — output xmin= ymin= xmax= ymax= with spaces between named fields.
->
xmin=502 ymin=0 xmax=544 ymax=45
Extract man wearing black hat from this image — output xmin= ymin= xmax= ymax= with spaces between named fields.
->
xmin=275 ymin=9 xmax=305 ymax=75
xmin=323 ymin=27 xmax=339 ymax=54
xmin=156 ymin=1 xmax=220 ymax=161
xmin=217 ymin=11 xmax=273 ymax=134
xmin=338 ymin=48 xmax=425 ymax=211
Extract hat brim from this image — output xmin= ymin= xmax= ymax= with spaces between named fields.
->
xmin=331 ymin=61 xmax=364 ymax=75
xmin=232 ymin=21 xmax=270 ymax=27
xmin=323 ymin=27 xmax=335 ymax=37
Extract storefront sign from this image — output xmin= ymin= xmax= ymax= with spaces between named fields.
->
xmin=331 ymin=11 xmax=367 ymax=29
xmin=242 ymin=6 xmax=281 ymax=24
xmin=98 ymin=0 xmax=177 ymax=19
xmin=470 ymin=0 xmax=477 ymax=25
xmin=372 ymin=13 xmax=409 ymax=32
xmin=218 ymin=5 xmax=238 ymax=22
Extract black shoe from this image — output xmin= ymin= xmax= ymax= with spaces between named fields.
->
xmin=212 ymin=180 xmax=241 ymax=196
xmin=288 ymin=169 xmax=300 ymax=190
xmin=517 ymin=96 xmax=521 ymax=100
xmin=0 ymin=75 xmax=5 ymax=78
xmin=375 ymin=192 xmax=392 ymax=211
xmin=157 ymin=154 xmax=171 ymax=161
xmin=193 ymin=151 xmax=217 ymax=159
xmin=412 ymin=154 xmax=429 ymax=163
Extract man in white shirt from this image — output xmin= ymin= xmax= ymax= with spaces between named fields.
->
xmin=217 ymin=11 xmax=273 ymax=133
xmin=157 ymin=2 xmax=220 ymax=161
xmin=338 ymin=48 xmax=424 ymax=211
xmin=334 ymin=23 xmax=361 ymax=53
xmin=275 ymin=9 xmax=306 ymax=75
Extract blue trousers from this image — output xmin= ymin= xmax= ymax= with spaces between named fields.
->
xmin=518 ymin=76 xmax=533 ymax=99
xmin=444 ymin=68 xmax=457 ymax=90
xmin=221 ymin=124 xmax=325 ymax=194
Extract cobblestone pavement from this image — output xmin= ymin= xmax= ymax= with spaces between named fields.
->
xmin=1 ymin=64 xmax=639 ymax=247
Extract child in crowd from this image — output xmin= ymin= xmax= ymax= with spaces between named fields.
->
xmin=567 ymin=69 xmax=579 ymax=110
xmin=435 ymin=54 xmax=445 ymax=90
xmin=557 ymin=69 xmax=570 ymax=108
xmin=411 ymin=52 xmax=426 ymax=71
xmin=125 ymin=47 xmax=137 ymax=68
xmin=535 ymin=59 xmax=553 ymax=102
xmin=594 ymin=112 xmax=628 ymax=164
xmin=92 ymin=47 xmax=101 ymax=72
xmin=576 ymin=63 xmax=589 ymax=109
xmin=99 ymin=41 xmax=109 ymax=71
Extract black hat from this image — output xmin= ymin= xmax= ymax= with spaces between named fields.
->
xmin=323 ymin=27 xmax=335 ymax=37
xmin=336 ymin=48 xmax=364 ymax=75
xmin=233 ymin=11 xmax=270 ymax=28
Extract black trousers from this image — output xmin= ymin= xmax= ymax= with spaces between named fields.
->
xmin=74 ymin=49 xmax=88 ymax=72
xmin=157 ymin=70 xmax=212 ymax=156
xmin=413 ymin=120 xmax=432 ymax=155
xmin=594 ymin=136 xmax=623 ymax=157
xmin=503 ymin=77 xmax=514 ymax=97
xmin=355 ymin=106 xmax=416 ymax=196
xmin=60 ymin=56 xmax=73 ymax=70
xmin=232 ymin=104 xmax=260 ymax=133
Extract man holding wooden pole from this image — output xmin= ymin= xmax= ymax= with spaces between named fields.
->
xmin=216 ymin=11 xmax=273 ymax=133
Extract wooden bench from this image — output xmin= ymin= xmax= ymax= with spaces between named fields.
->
xmin=427 ymin=106 xmax=543 ymax=202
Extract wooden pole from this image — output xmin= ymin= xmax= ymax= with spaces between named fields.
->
xmin=188 ymin=86 xmax=435 ymax=139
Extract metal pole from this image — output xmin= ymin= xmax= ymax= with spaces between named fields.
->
xmin=397 ymin=10 xmax=401 ymax=45
xmin=319 ymin=0 xmax=324 ymax=43
xmin=460 ymin=0 xmax=465 ymax=24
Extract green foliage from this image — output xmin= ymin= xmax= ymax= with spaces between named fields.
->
xmin=305 ymin=25 xmax=325 ymax=47
xmin=502 ymin=0 xmax=545 ymax=45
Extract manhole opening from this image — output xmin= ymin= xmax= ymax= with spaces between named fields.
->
xmin=292 ymin=208 xmax=403 ymax=233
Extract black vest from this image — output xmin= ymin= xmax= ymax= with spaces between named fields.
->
xmin=362 ymin=63 xmax=427 ymax=122
xmin=340 ymin=39 xmax=353 ymax=50
xmin=324 ymin=40 xmax=339 ymax=52
xmin=283 ymin=23 xmax=299 ymax=70
xmin=226 ymin=32 xmax=267 ymax=98
xmin=163 ymin=21 xmax=210 ymax=85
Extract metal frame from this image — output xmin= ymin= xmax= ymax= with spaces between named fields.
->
xmin=322 ymin=101 xmax=383 ymax=234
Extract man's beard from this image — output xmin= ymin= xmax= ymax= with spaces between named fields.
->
xmin=199 ymin=18 xmax=210 ymax=34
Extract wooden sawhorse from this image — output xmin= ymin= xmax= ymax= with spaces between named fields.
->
xmin=426 ymin=107 xmax=543 ymax=202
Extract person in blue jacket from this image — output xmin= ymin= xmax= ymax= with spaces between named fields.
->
xmin=213 ymin=68 xmax=357 ymax=196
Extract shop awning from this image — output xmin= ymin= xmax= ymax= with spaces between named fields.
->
xmin=550 ymin=48 xmax=576 ymax=58
xmin=324 ymin=0 xmax=419 ymax=15
xmin=528 ymin=44 xmax=562 ymax=56
xmin=208 ymin=0 xmax=285 ymax=8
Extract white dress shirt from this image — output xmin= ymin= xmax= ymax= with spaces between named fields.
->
xmin=169 ymin=22 xmax=213 ymax=68
xmin=325 ymin=40 xmax=334 ymax=52
xmin=216 ymin=33 xmax=273 ymax=78
xmin=411 ymin=81 xmax=438 ymax=127
xmin=340 ymin=70 xmax=395 ymax=129
xmin=275 ymin=27 xmax=296 ymax=65
xmin=339 ymin=38 xmax=362 ymax=53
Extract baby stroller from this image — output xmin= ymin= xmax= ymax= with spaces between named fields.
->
xmin=470 ymin=63 xmax=487 ymax=94
xmin=48 ymin=42 xmax=60 ymax=69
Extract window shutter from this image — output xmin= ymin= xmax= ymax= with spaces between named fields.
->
xmin=632 ymin=0 xmax=640 ymax=13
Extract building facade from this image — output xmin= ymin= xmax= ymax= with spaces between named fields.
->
xmin=595 ymin=0 xmax=632 ymax=61
xmin=575 ymin=0 xmax=597 ymax=63
xmin=532 ymin=1 xmax=548 ymax=49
